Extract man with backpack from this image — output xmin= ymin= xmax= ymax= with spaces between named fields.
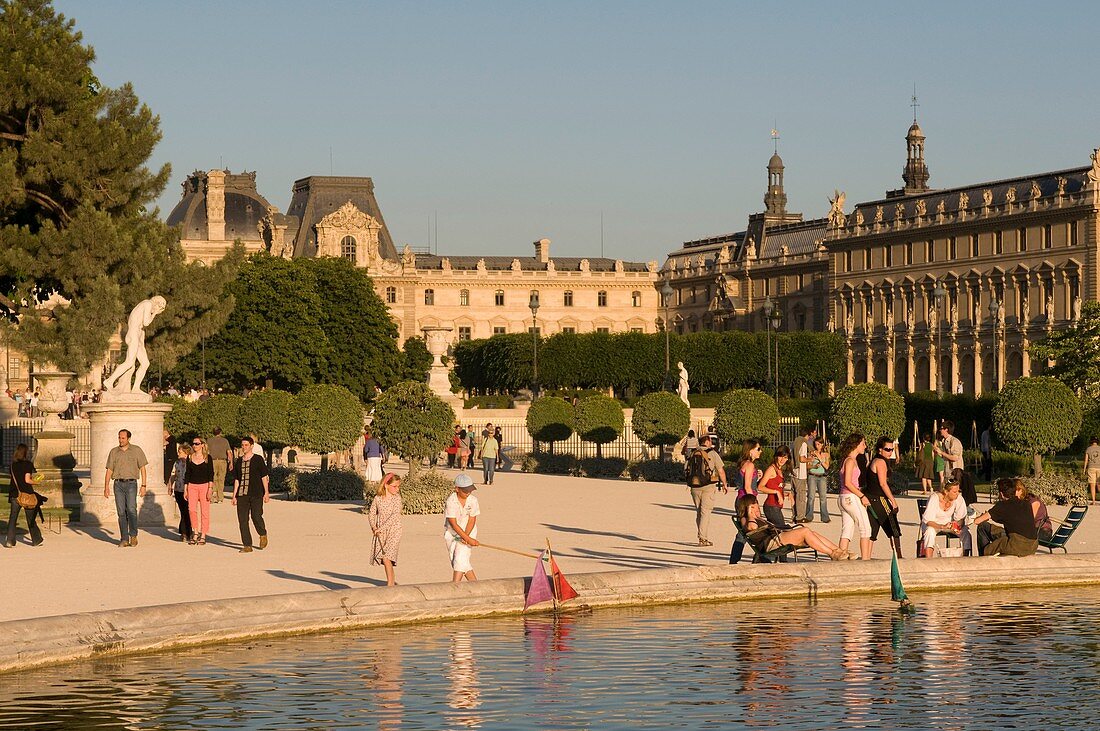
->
xmin=685 ymin=434 xmax=727 ymax=547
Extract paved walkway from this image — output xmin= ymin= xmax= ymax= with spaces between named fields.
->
xmin=3 ymin=469 xmax=1094 ymax=622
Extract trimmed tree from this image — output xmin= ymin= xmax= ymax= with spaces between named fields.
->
xmin=238 ymin=389 xmax=293 ymax=450
xmin=159 ymin=396 xmax=199 ymax=442
xmin=632 ymin=391 xmax=690 ymax=461
xmin=287 ymin=384 xmax=364 ymax=470
xmin=370 ymin=381 xmax=455 ymax=475
xmin=527 ymin=396 xmax=575 ymax=453
xmin=714 ymin=389 xmax=779 ymax=450
xmin=829 ymin=383 xmax=906 ymax=446
xmin=993 ymin=376 xmax=1082 ymax=477
xmin=573 ymin=394 xmax=624 ymax=458
xmin=197 ymin=394 xmax=244 ymax=439
xmin=401 ymin=336 xmax=433 ymax=383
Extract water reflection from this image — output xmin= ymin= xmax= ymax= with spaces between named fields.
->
xmin=2 ymin=588 xmax=1100 ymax=729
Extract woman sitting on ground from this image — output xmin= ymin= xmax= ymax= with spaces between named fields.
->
xmin=920 ymin=479 xmax=972 ymax=557
xmin=1014 ymin=479 xmax=1054 ymax=543
xmin=735 ymin=494 xmax=848 ymax=561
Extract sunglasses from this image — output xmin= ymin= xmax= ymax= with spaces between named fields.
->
xmin=882 ymin=447 xmax=895 ymax=452
xmin=192 ymin=442 xmax=202 ymax=446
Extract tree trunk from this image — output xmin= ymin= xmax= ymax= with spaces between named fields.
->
xmin=1033 ymin=453 xmax=1043 ymax=478
xmin=596 ymin=442 xmax=603 ymax=458
xmin=547 ymin=440 xmax=553 ymax=455
xmin=320 ymin=453 xmax=330 ymax=471
xmin=408 ymin=458 xmax=420 ymax=477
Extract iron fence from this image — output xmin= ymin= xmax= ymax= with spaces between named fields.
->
xmin=2 ymin=417 xmax=91 ymax=469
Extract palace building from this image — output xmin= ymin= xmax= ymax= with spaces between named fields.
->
xmin=170 ymin=171 xmax=659 ymax=344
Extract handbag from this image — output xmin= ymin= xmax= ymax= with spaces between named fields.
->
xmin=11 ymin=467 xmax=37 ymax=509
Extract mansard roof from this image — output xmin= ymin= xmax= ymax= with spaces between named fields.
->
xmin=286 ymin=176 xmax=397 ymax=259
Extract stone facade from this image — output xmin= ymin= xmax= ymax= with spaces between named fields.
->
xmin=173 ymin=172 xmax=659 ymax=344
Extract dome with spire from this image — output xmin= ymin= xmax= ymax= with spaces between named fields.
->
xmin=907 ymin=121 xmax=924 ymax=140
xmin=768 ymin=151 xmax=784 ymax=170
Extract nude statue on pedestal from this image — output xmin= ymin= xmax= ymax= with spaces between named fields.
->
xmin=103 ymin=296 xmax=167 ymax=394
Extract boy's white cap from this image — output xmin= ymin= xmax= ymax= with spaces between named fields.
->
xmin=454 ymin=473 xmax=476 ymax=490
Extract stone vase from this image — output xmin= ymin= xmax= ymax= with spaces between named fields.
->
xmin=31 ymin=371 xmax=81 ymax=509
xmin=422 ymin=326 xmax=464 ymax=412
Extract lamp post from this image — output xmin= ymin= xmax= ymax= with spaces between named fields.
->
xmin=770 ymin=307 xmax=782 ymax=399
xmin=661 ymin=280 xmax=674 ymax=373
xmin=529 ymin=291 xmax=540 ymax=396
xmin=934 ymin=280 xmax=946 ymax=397
xmin=763 ymin=296 xmax=774 ymax=397
xmin=988 ymin=297 xmax=1000 ymax=392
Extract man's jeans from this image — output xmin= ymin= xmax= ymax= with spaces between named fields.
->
xmin=113 ymin=479 xmax=139 ymax=539
xmin=805 ymin=474 xmax=831 ymax=522
xmin=791 ymin=477 xmax=808 ymax=521
xmin=482 ymin=457 xmax=497 ymax=484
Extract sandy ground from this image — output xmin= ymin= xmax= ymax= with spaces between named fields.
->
xmin=2 ymin=467 xmax=1094 ymax=622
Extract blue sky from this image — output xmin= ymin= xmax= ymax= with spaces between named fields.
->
xmin=58 ymin=0 xmax=1100 ymax=262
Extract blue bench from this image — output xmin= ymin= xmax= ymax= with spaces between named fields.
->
xmin=1039 ymin=504 xmax=1088 ymax=553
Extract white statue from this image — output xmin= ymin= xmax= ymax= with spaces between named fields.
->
xmin=103 ymin=296 xmax=167 ymax=395
xmin=1021 ymin=295 xmax=1030 ymax=324
xmin=1073 ymin=295 xmax=1082 ymax=321
xmin=1045 ymin=293 xmax=1054 ymax=321
xmin=949 ymin=301 xmax=958 ymax=326
xmin=1089 ymin=149 xmax=1100 ymax=186
xmin=676 ymin=361 xmax=690 ymax=407
xmin=928 ymin=305 xmax=938 ymax=331
xmin=828 ymin=190 xmax=847 ymax=228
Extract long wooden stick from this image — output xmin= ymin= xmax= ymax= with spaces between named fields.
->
xmin=546 ymin=537 xmax=559 ymax=612
xmin=477 ymin=541 xmax=541 ymax=559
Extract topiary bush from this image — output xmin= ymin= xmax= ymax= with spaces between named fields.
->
xmin=993 ymin=376 xmax=1082 ymax=477
xmin=573 ymin=394 xmax=624 ymax=458
xmin=526 ymin=396 xmax=575 ymax=453
xmin=991 ymin=450 xmax=1031 ymax=478
xmin=293 ymin=467 xmax=366 ymax=501
xmin=578 ymin=456 xmax=630 ymax=479
xmin=829 ymin=382 xmax=906 ymax=446
xmin=267 ymin=465 xmax=297 ymax=494
xmin=159 ymin=396 xmax=200 ymax=441
xmin=391 ymin=469 xmax=455 ymax=515
xmin=370 ymin=381 xmax=455 ymax=475
xmin=239 ymin=389 xmax=293 ymax=449
xmin=1023 ymin=470 xmax=1088 ymax=506
xmin=631 ymin=391 xmax=690 ymax=460
xmin=627 ymin=459 xmax=686 ymax=483
xmin=714 ymin=389 xmax=778 ymax=453
xmin=521 ymin=451 xmax=579 ymax=475
xmin=197 ymin=394 xmax=244 ymax=438
xmin=288 ymin=384 xmax=365 ymax=470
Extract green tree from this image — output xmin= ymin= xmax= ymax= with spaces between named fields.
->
xmin=0 ymin=1 xmax=239 ymax=373
xmin=238 ymin=389 xmax=293 ymax=448
xmin=197 ymin=393 xmax=244 ymax=438
xmin=992 ymin=376 xmax=1082 ymax=477
xmin=573 ymin=394 xmax=624 ymax=458
xmin=632 ymin=391 xmax=690 ymax=460
xmin=401 ymin=336 xmax=433 ymax=383
xmin=526 ymin=396 xmax=574 ymax=453
xmin=1031 ymin=301 xmax=1100 ymax=399
xmin=159 ymin=396 xmax=199 ymax=441
xmin=830 ymin=383 xmax=906 ymax=446
xmin=714 ymin=389 xmax=779 ymax=450
xmin=287 ymin=384 xmax=364 ymax=470
xmin=370 ymin=381 xmax=455 ymax=475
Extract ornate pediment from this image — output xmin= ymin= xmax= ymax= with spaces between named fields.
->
xmin=320 ymin=201 xmax=380 ymax=231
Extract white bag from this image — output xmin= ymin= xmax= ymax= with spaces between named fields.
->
xmin=937 ymin=546 xmax=964 ymax=558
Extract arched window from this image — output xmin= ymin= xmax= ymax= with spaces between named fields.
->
xmin=424 ymin=289 xmax=434 ymax=306
xmin=341 ymin=235 xmax=357 ymax=261
xmin=459 ymin=289 xmax=470 ymax=306
xmin=385 ymin=286 xmax=397 ymax=304
xmin=598 ymin=290 xmax=608 ymax=307
xmin=631 ymin=290 xmax=641 ymax=307
xmin=494 ymin=290 xmax=505 ymax=306
xmin=563 ymin=290 xmax=573 ymax=307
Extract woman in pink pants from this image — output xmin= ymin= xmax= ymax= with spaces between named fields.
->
xmin=185 ymin=437 xmax=214 ymax=545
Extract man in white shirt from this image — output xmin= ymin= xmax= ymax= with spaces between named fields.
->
xmin=792 ymin=425 xmax=816 ymax=523
xmin=934 ymin=420 xmax=965 ymax=474
xmin=444 ymin=473 xmax=480 ymax=582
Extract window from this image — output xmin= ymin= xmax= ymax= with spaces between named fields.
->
xmin=1043 ymin=224 xmax=1052 ymax=249
xmin=494 ymin=290 xmax=504 ymax=306
xmin=1071 ymin=221 xmax=1080 ymax=246
xmin=690 ymin=288 xmax=697 ymax=303
xmin=459 ymin=289 xmax=470 ymax=306
xmin=630 ymin=327 xmax=643 ymax=333
xmin=562 ymin=326 xmax=576 ymax=334
xmin=844 ymin=250 xmax=853 ymax=272
xmin=970 ymin=234 xmax=979 ymax=257
xmin=863 ymin=249 xmax=871 ymax=270
xmin=596 ymin=327 xmax=610 ymax=334
xmin=676 ymin=288 xmax=683 ymax=306
xmin=423 ymin=289 xmax=434 ymax=306
xmin=598 ymin=290 xmax=608 ymax=307
xmin=884 ymin=245 xmax=893 ymax=268
xmin=904 ymin=242 xmax=913 ymax=266
xmin=925 ymin=240 xmax=934 ymax=263
xmin=7 ymin=357 xmax=21 ymax=380
xmin=385 ymin=286 xmax=396 ymax=304
xmin=631 ymin=290 xmax=642 ymax=307
xmin=797 ymin=273 xmax=805 ymax=290
xmin=563 ymin=290 xmax=574 ymax=307
xmin=527 ymin=327 xmax=541 ymax=336
xmin=1018 ymin=227 xmax=1027 ymax=252
xmin=492 ymin=326 xmax=506 ymax=335
xmin=458 ymin=326 xmax=472 ymax=341
xmin=340 ymin=235 xmax=357 ymax=261
xmin=994 ymin=231 xmax=1003 ymax=255
xmin=948 ymin=236 xmax=957 ymax=259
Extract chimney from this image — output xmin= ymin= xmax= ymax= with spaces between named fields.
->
xmin=205 ymin=169 xmax=226 ymax=241
xmin=534 ymin=238 xmax=551 ymax=263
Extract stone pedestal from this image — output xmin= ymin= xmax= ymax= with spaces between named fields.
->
xmin=31 ymin=371 xmax=82 ymax=509
xmin=422 ymin=325 xmax=465 ymax=413
xmin=80 ymin=400 xmax=174 ymax=527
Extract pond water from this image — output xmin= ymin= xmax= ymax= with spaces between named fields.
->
xmin=2 ymin=586 xmax=1098 ymax=729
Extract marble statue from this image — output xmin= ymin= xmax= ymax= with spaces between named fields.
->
xmin=958 ymin=192 xmax=969 ymax=210
xmin=1005 ymin=187 xmax=1017 ymax=204
xmin=676 ymin=361 xmax=690 ymax=406
xmin=744 ymin=236 xmax=757 ymax=259
xmin=1030 ymin=180 xmax=1042 ymax=200
xmin=982 ymin=189 xmax=993 ymax=207
xmin=1057 ymin=177 xmax=1067 ymax=196
xmin=1045 ymin=293 xmax=1054 ymax=321
xmin=1021 ymin=295 xmax=1030 ymax=324
xmin=1089 ymin=149 xmax=1100 ymax=186
xmin=873 ymin=205 xmax=884 ymax=224
xmin=936 ymin=199 xmax=946 ymax=216
xmin=928 ymin=305 xmax=938 ymax=331
xmin=949 ymin=301 xmax=958 ymax=326
xmin=915 ymin=199 xmax=927 ymax=217
xmin=828 ymin=190 xmax=846 ymax=228
xmin=885 ymin=308 xmax=894 ymax=333
xmin=103 ymin=296 xmax=167 ymax=395
xmin=1073 ymin=295 xmax=1082 ymax=321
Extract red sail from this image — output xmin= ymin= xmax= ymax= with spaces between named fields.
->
xmin=550 ymin=557 xmax=579 ymax=602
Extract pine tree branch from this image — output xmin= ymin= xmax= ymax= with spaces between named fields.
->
xmin=23 ymin=189 xmax=71 ymax=223
xmin=0 ymin=132 xmax=26 ymax=142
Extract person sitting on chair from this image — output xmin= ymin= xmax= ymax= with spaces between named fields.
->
xmin=972 ymin=478 xmax=1039 ymax=556
xmin=1015 ymin=480 xmax=1054 ymax=544
xmin=920 ymin=479 xmax=972 ymax=557
xmin=735 ymin=494 xmax=848 ymax=561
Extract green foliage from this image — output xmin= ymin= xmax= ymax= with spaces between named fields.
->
xmin=631 ymin=391 xmax=690 ymax=448
xmin=370 ymin=381 xmax=455 ymax=469
xmin=578 ymin=456 xmax=630 ymax=479
xmin=197 ymin=394 xmax=244 ymax=438
xmin=238 ymin=389 xmax=293 ymax=448
xmin=1023 ymin=471 xmax=1089 ymax=506
xmin=294 ymin=468 xmax=366 ymax=502
xmin=901 ymin=392 xmax=998 ymax=451
xmin=1071 ymin=398 xmax=1100 ymax=453
xmin=993 ymin=376 xmax=1082 ymax=464
xmin=1031 ymin=301 xmax=1100 ymax=399
xmin=0 ymin=1 xmax=240 ymax=373
xmin=714 ymin=389 xmax=779 ymax=447
xmin=464 ymin=395 xmax=514 ymax=409
xmin=778 ymin=397 xmax=832 ymax=425
xmin=627 ymin=459 xmax=686 ymax=483
xmin=395 ymin=469 xmax=454 ymax=515
xmin=521 ymin=451 xmax=579 ymax=475
xmin=158 ymin=396 xmax=199 ymax=440
xmin=526 ymin=396 xmax=575 ymax=449
xmin=573 ymin=395 xmax=625 ymax=457
xmin=829 ymin=383 xmax=906 ymax=445
xmin=267 ymin=466 xmax=296 ymax=494
xmin=287 ymin=384 xmax=364 ymax=459
xmin=401 ymin=337 xmax=434 ymax=383
xmin=991 ymin=450 xmax=1031 ymax=478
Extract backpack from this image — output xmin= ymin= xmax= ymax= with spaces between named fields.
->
xmin=685 ymin=448 xmax=714 ymax=487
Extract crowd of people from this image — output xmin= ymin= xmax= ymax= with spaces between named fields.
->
xmin=4 ymin=387 xmax=101 ymax=419
xmin=683 ymin=419 xmax=1062 ymax=564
